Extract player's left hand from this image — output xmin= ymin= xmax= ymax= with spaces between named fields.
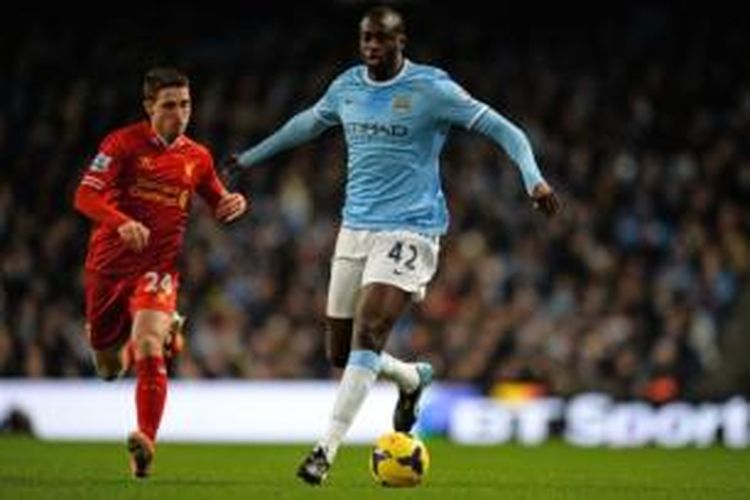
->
xmin=531 ymin=182 xmax=560 ymax=218
xmin=215 ymin=192 xmax=248 ymax=223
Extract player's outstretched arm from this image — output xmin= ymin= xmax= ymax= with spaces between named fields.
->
xmin=235 ymin=108 xmax=333 ymax=169
xmin=473 ymin=109 xmax=560 ymax=217
xmin=432 ymin=76 xmax=560 ymax=217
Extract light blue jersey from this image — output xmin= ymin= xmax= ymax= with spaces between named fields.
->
xmin=238 ymin=60 xmax=546 ymax=235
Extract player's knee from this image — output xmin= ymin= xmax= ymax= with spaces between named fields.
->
xmin=132 ymin=326 xmax=166 ymax=357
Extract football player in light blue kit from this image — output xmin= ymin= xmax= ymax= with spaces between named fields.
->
xmin=228 ymin=5 xmax=560 ymax=484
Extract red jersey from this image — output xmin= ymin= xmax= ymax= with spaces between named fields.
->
xmin=75 ymin=121 xmax=226 ymax=276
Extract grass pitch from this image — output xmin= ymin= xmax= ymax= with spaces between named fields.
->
xmin=0 ymin=437 xmax=748 ymax=499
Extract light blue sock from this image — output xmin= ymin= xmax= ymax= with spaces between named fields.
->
xmin=319 ymin=350 xmax=382 ymax=462
xmin=379 ymin=352 xmax=420 ymax=392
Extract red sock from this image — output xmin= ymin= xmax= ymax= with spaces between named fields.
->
xmin=135 ymin=356 xmax=168 ymax=441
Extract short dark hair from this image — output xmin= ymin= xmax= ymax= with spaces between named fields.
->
xmin=362 ymin=5 xmax=406 ymax=35
xmin=143 ymin=67 xmax=189 ymax=101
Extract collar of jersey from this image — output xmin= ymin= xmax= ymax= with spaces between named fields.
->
xmin=144 ymin=121 xmax=186 ymax=150
xmin=361 ymin=59 xmax=411 ymax=87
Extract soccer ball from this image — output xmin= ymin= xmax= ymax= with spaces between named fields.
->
xmin=370 ymin=432 xmax=430 ymax=487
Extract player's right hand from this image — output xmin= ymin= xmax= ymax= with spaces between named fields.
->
xmin=221 ymin=153 xmax=240 ymax=170
xmin=531 ymin=182 xmax=561 ymax=218
xmin=117 ymin=220 xmax=150 ymax=253
xmin=220 ymin=154 xmax=243 ymax=188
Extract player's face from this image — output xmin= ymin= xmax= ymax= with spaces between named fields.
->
xmin=359 ymin=17 xmax=404 ymax=73
xmin=145 ymin=86 xmax=191 ymax=142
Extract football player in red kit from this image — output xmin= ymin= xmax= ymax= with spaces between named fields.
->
xmin=74 ymin=67 xmax=247 ymax=478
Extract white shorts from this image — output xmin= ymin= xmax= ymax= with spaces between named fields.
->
xmin=326 ymin=227 xmax=441 ymax=318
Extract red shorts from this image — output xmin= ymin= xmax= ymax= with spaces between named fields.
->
xmin=84 ymin=270 xmax=179 ymax=351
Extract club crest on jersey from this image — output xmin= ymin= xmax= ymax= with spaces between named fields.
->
xmin=89 ymin=152 xmax=112 ymax=172
xmin=392 ymin=95 xmax=411 ymax=112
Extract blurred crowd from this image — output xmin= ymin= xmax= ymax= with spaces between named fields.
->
xmin=1 ymin=4 xmax=748 ymax=401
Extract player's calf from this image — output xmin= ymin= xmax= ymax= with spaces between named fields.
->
xmin=326 ymin=346 xmax=348 ymax=369
xmin=325 ymin=318 xmax=353 ymax=369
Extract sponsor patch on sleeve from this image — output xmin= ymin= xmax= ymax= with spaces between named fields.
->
xmin=89 ymin=152 xmax=112 ymax=172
